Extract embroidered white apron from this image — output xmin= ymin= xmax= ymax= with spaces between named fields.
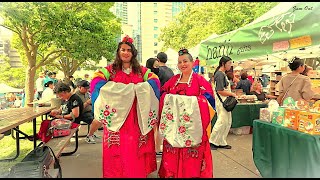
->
xmin=135 ymin=82 xmax=159 ymax=135
xmin=94 ymin=81 xmax=135 ymax=132
xmin=159 ymin=94 xmax=203 ymax=148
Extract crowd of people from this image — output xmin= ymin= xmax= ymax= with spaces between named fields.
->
xmin=22 ymin=35 xmax=320 ymax=178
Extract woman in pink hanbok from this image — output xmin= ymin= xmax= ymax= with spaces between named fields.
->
xmin=90 ymin=35 xmax=160 ymax=178
xmin=158 ymin=48 xmax=215 ymax=178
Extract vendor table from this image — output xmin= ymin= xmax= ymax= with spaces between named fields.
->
xmin=252 ymin=120 xmax=320 ymax=178
xmin=212 ymin=103 xmax=267 ymax=128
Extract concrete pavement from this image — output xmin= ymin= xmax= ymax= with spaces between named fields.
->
xmin=60 ymin=126 xmax=261 ymax=178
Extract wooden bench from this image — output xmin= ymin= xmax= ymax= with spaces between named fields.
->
xmin=45 ymin=127 xmax=79 ymax=158
xmin=0 ymin=134 xmax=4 ymax=140
xmin=44 ymin=127 xmax=79 ymax=178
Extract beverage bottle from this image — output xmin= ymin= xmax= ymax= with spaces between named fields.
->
xmin=33 ymin=99 xmax=39 ymax=112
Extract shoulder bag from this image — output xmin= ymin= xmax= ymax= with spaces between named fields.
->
xmin=276 ymin=74 xmax=299 ymax=105
xmin=8 ymin=142 xmax=62 ymax=178
xmin=215 ymin=88 xmax=238 ymax=112
xmin=215 ymin=74 xmax=237 ymax=112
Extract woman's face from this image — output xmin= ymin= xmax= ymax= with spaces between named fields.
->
xmin=153 ymin=60 xmax=159 ymax=68
xmin=56 ymin=91 xmax=69 ymax=101
xmin=256 ymin=82 xmax=262 ymax=91
xmin=49 ymin=84 xmax=54 ymax=89
xmin=298 ymin=64 xmax=306 ymax=73
xmin=224 ymin=61 xmax=232 ymax=71
xmin=119 ymin=44 xmax=133 ymax=63
xmin=178 ymin=54 xmax=193 ymax=74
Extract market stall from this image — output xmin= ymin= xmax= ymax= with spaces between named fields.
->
xmin=253 ymin=98 xmax=320 ymax=178
xmin=197 ymin=2 xmax=320 ymax=67
xmin=253 ymin=120 xmax=320 ymax=178
xmin=211 ymin=102 xmax=267 ymax=129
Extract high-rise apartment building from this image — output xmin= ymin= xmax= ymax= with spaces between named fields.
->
xmin=140 ymin=2 xmax=185 ymax=65
xmin=110 ymin=2 xmax=186 ymax=64
xmin=110 ymin=2 xmax=128 ymax=25
xmin=172 ymin=2 xmax=186 ymax=17
xmin=0 ymin=26 xmax=22 ymax=68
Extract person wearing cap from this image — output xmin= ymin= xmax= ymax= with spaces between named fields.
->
xmin=157 ymin=52 xmax=174 ymax=87
xmin=91 ymin=35 xmax=160 ymax=177
xmin=43 ymin=71 xmax=54 ymax=90
xmin=75 ymin=80 xmax=102 ymax=144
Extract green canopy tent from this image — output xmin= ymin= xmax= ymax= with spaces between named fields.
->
xmin=198 ymin=2 xmax=320 ymax=67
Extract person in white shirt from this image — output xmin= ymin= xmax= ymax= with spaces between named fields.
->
xmin=35 ymin=72 xmax=45 ymax=100
xmin=40 ymin=81 xmax=55 ymax=106
xmin=14 ymin=96 xmax=22 ymax=108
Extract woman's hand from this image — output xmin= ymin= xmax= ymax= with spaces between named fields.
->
xmin=50 ymin=109 xmax=59 ymax=116
xmin=55 ymin=114 xmax=63 ymax=119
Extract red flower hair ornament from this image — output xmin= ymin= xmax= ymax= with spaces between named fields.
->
xmin=122 ymin=35 xmax=134 ymax=44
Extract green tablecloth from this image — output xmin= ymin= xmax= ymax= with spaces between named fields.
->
xmin=253 ymin=120 xmax=320 ymax=178
xmin=212 ymin=103 xmax=267 ymax=128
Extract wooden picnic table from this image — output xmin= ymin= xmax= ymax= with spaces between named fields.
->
xmin=0 ymin=106 xmax=56 ymax=161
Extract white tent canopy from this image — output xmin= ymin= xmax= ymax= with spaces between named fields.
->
xmin=0 ymin=83 xmax=23 ymax=93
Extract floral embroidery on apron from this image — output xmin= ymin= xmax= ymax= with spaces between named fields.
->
xmin=106 ymin=131 xmax=120 ymax=148
xmin=160 ymin=94 xmax=203 ymax=148
xmin=165 ymin=143 xmax=176 ymax=154
xmin=99 ymin=105 xmax=117 ymax=128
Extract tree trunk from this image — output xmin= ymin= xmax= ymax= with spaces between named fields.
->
xmin=24 ymin=65 xmax=36 ymax=106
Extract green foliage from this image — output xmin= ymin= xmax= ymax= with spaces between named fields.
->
xmin=0 ymin=56 xmax=25 ymax=88
xmin=159 ymin=2 xmax=279 ymax=51
xmin=0 ymin=2 xmax=121 ymax=103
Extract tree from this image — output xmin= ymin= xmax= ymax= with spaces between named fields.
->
xmin=0 ymin=2 xmax=121 ymax=104
xmin=0 ymin=55 xmax=25 ymax=88
xmin=159 ymin=2 xmax=279 ymax=51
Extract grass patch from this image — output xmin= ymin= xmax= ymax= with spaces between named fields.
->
xmin=0 ymin=117 xmax=42 ymax=176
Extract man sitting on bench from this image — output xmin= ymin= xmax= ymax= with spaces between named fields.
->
xmin=75 ymin=80 xmax=102 ymax=144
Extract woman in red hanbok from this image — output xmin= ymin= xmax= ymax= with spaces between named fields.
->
xmin=158 ymin=48 xmax=215 ymax=178
xmin=91 ymin=36 xmax=160 ymax=178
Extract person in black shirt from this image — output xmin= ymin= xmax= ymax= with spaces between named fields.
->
xmin=157 ymin=52 xmax=174 ymax=87
xmin=250 ymin=80 xmax=276 ymax=101
xmin=236 ymin=71 xmax=252 ymax=95
xmin=50 ymin=82 xmax=84 ymax=124
xmin=27 ymin=82 xmax=84 ymax=142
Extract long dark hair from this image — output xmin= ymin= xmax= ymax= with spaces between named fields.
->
xmin=214 ymin=56 xmax=232 ymax=75
xmin=288 ymin=56 xmax=304 ymax=71
xmin=146 ymin=58 xmax=158 ymax=69
xmin=112 ymin=41 xmax=141 ymax=74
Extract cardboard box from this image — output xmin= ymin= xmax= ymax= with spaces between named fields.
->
xmin=298 ymin=111 xmax=320 ymax=135
xmin=260 ymin=108 xmax=271 ymax=122
xmin=271 ymin=107 xmax=286 ymax=126
xmin=284 ymin=109 xmax=300 ymax=130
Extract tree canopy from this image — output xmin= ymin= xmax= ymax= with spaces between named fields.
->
xmin=159 ymin=2 xmax=279 ymax=51
xmin=0 ymin=2 xmax=121 ymax=104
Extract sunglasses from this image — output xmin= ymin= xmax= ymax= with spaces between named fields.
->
xmin=288 ymin=56 xmax=299 ymax=64
xmin=178 ymin=48 xmax=189 ymax=56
